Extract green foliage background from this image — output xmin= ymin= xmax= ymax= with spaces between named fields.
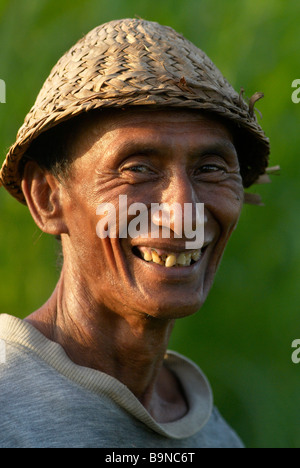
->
xmin=0 ymin=0 xmax=299 ymax=448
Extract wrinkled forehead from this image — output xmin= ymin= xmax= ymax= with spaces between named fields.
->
xmin=68 ymin=107 xmax=236 ymax=160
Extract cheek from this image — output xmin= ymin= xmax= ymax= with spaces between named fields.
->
xmin=203 ymin=182 xmax=244 ymax=237
xmin=218 ymin=194 xmax=242 ymax=228
xmin=61 ymin=190 xmax=103 ymax=263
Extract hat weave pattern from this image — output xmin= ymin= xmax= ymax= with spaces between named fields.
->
xmin=0 ymin=18 xmax=270 ymax=204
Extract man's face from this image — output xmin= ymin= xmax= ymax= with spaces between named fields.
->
xmin=59 ymin=109 xmax=244 ymax=320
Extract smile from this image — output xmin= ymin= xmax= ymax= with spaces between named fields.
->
xmin=133 ymin=246 xmax=204 ymax=267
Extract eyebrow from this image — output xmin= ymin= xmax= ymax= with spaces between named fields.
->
xmin=112 ymin=136 xmax=237 ymax=161
xmin=113 ymin=141 xmax=159 ymax=156
xmin=187 ymin=139 xmax=238 ymax=159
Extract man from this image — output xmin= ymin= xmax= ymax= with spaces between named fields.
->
xmin=0 ymin=18 xmax=271 ymax=448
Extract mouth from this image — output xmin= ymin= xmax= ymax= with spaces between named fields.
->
xmin=132 ymin=245 xmax=206 ymax=268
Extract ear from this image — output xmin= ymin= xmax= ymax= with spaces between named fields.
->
xmin=21 ymin=161 xmax=68 ymax=236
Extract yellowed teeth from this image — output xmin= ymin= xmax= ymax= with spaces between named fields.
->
xmin=142 ymin=248 xmax=201 ymax=267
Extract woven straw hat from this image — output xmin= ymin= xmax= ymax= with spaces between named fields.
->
xmin=0 ymin=18 xmax=270 ymax=204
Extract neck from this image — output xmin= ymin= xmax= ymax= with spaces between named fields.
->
xmin=24 ymin=268 xmax=187 ymax=421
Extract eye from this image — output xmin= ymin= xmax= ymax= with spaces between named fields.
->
xmin=199 ymin=164 xmax=225 ymax=173
xmin=195 ymin=163 xmax=226 ymax=175
xmin=192 ymin=157 xmax=229 ymax=182
xmin=124 ymin=165 xmax=151 ymax=173
xmin=121 ymin=163 xmax=157 ymax=176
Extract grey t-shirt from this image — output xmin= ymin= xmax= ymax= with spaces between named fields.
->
xmin=0 ymin=314 xmax=243 ymax=448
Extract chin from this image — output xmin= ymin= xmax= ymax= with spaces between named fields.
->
xmin=135 ymin=287 xmax=207 ymax=321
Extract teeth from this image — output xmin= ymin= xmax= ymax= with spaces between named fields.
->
xmin=192 ymin=250 xmax=201 ymax=262
xmin=185 ymin=253 xmax=192 ymax=266
xmin=141 ymin=248 xmax=202 ymax=267
xmin=143 ymin=251 xmax=152 ymax=262
xmin=177 ymin=253 xmax=187 ymax=266
xmin=152 ymin=250 xmax=164 ymax=265
xmin=165 ymin=254 xmax=177 ymax=268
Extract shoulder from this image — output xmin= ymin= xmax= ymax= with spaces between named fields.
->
xmin=165 ymin=351 xmax=244 ymax=448
xmin=203 ymin=406 xmax=245 ymax=448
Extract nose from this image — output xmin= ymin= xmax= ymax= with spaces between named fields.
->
xmin=151 ymin=169 xmax=206 ymax=248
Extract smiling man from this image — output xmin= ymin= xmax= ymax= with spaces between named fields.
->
xmin=0 ymin=19 xmax=270 ymax=448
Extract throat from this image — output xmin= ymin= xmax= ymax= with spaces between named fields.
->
xmin=144 ymin=364 xmax=189 ymax=423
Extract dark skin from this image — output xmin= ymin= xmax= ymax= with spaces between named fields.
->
xmin=21 ymin=109 xmax=244 ymax=423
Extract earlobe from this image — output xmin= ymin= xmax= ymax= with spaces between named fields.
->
xmin=21 ymin=161 xmax=68 ymax=236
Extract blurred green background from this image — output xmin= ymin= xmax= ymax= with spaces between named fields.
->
xmin=0 ymin=0 xmax=299 ymax=448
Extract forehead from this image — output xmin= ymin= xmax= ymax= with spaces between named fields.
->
xmin=71 ymin=108 xmax=235 ymax=158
